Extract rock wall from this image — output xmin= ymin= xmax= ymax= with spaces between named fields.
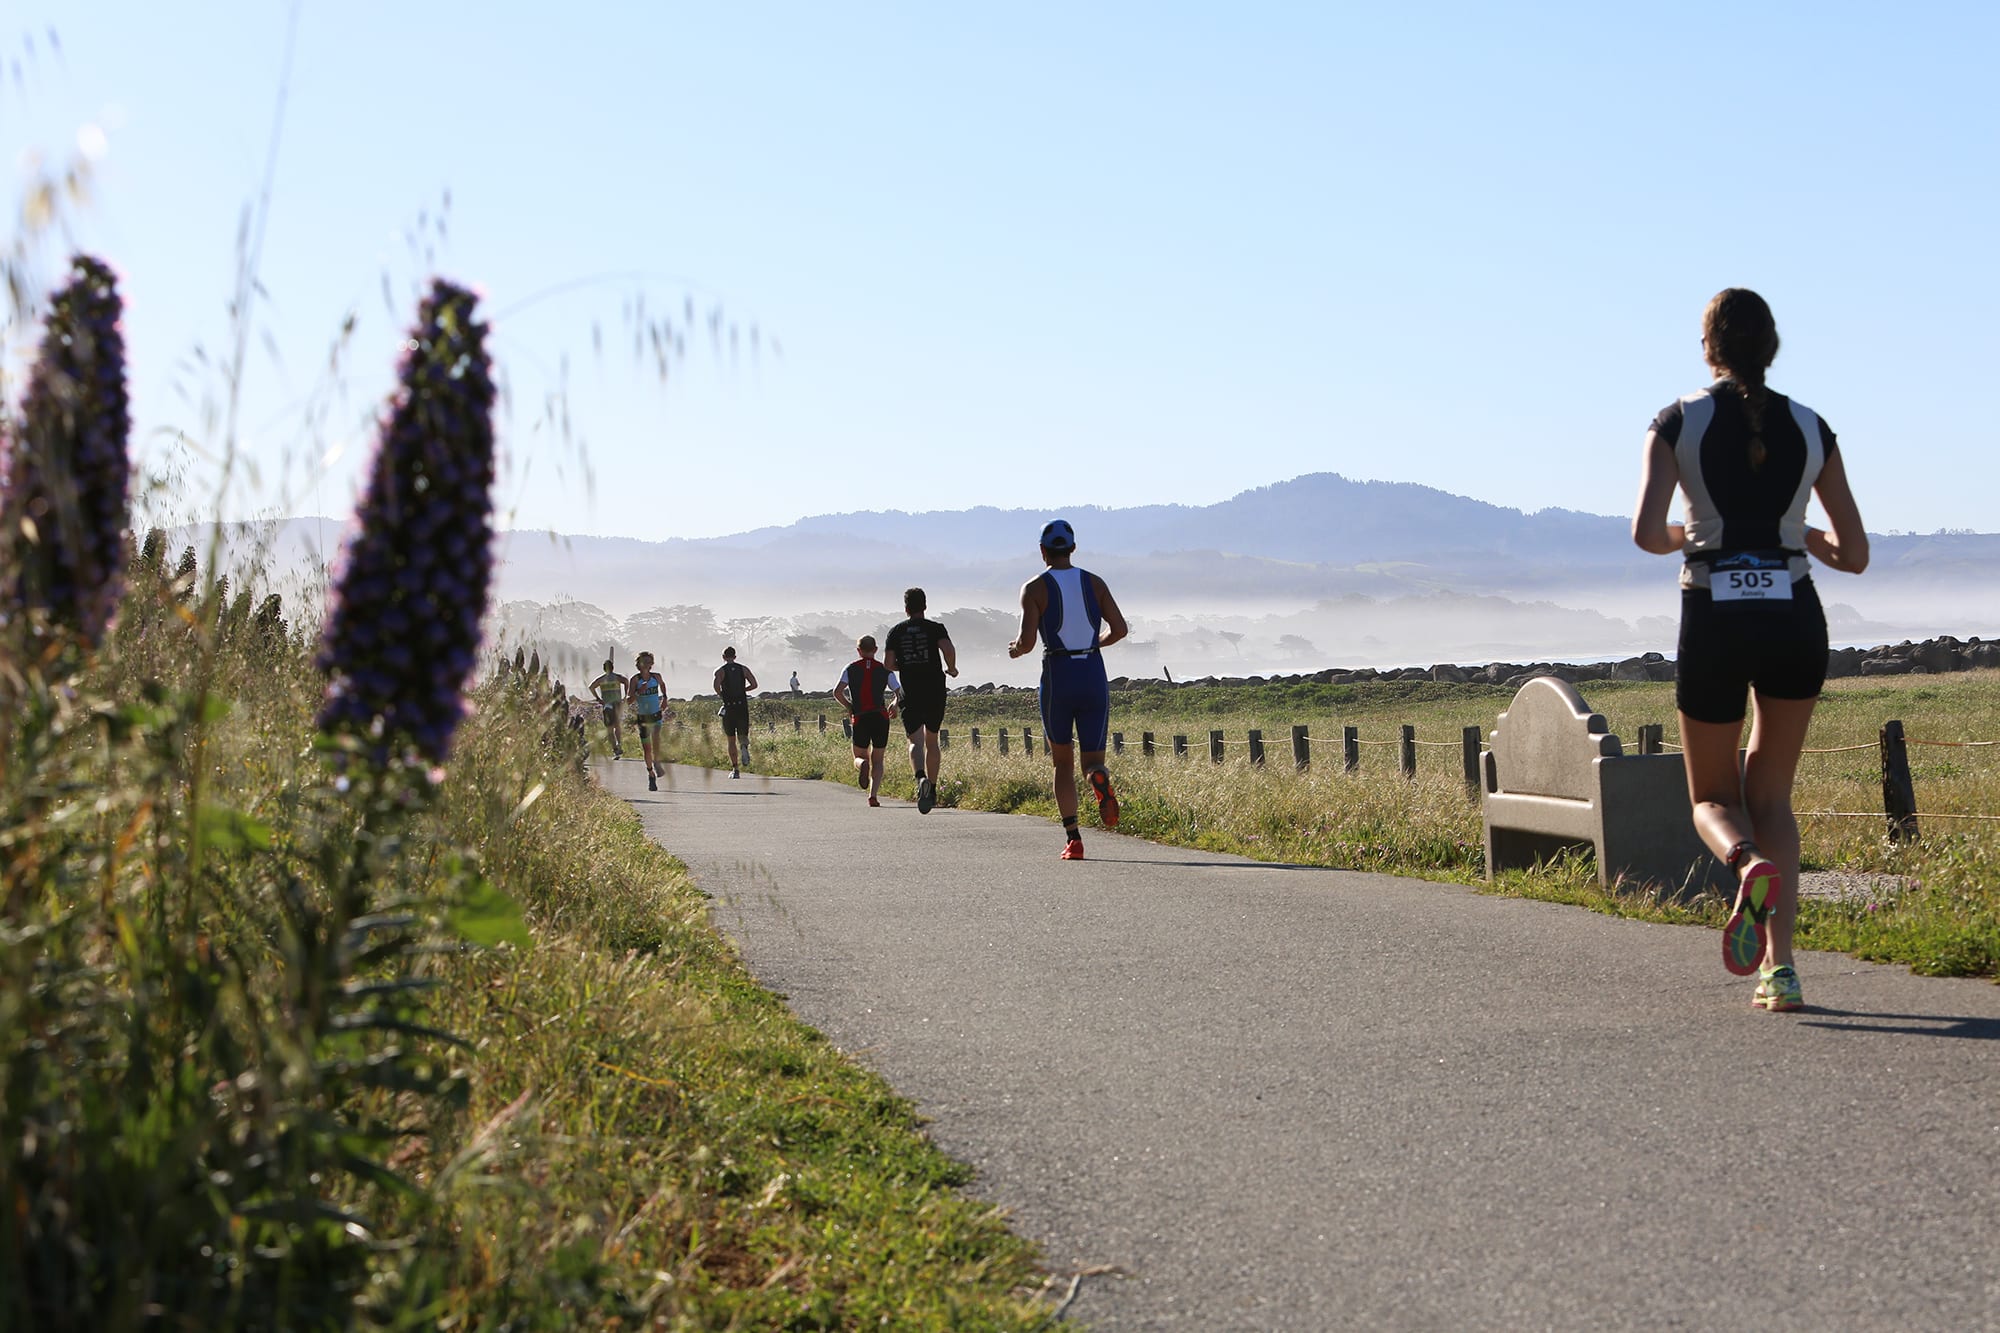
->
xmin=1098 ymin=634 xmax=2000 ymax=693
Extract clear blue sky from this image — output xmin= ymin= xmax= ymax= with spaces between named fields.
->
xmin=6 ymin=3 xmax=1995 ymax=542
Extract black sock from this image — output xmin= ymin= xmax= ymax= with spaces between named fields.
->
xmin=1063 ymin=817 xmax=1080 ymax=840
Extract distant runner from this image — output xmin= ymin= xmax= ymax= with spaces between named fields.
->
xmin=627 ymin=652 xmax=670 ymax=790
xmin=1008 ymin=519 xmax=1128 ymax=860
xmin=590 ymin=658 xmax=628 ymax=759
xmin=883 ymin=587 xmax=958 ymax=814
xmin=714 ymin=646 xmax=758 ymax=779
xmin=833 ymin=635 xmax=896 ymax=807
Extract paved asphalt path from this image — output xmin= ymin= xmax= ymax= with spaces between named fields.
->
xmin=608 ymin=759 xmax=2000 ymax=1331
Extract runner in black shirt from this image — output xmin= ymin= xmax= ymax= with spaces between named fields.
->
xmin=713 ymin=646 xmax=758 ymax=779
xmin=882 ymin=587 xmax=957 ymax=814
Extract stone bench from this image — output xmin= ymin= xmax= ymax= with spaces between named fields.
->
xmin=1481 ymin=676 xmax=1727 ymax=900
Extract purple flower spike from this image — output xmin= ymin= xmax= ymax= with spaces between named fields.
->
xmin=1 ymin=254 xmax=132 ymax=649
xmin=316 ymin=280 xmax=496 ymax=770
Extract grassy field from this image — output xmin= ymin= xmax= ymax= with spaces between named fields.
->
xmin=659 ymin=671 xmax=2000 ymax=980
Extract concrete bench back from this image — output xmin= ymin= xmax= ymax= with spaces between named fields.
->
xmin=1483 ymin=676 xmax=1727 ymax=899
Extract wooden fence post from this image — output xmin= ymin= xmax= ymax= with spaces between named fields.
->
xmin=1461 ymin=725 xmax=1482 ymax=793
xmin=1880 ymin=719 xmax=1919 ymax=842
xmin=1142 ymin=731 xmax=1155 ymax=758
xmin=1638 ymin=723 xmax=1662 ymax=755
xmin=940 ymin=728 xmax=949 ymax=750
xmin=1173 ymin=734 xmax=1188 ymax=758
xmin=1400 ymin=725 xmax=1416 ymax=778
xmin=794 ymin=716 xmax=802 ymax=733
xmin=1024 ymin=726 xmax=1036 ymax=754
xmin=971 ymin=727 xmax=981 ymax=751
xmin=1248 ymin=729 xmax=1264 ymax=766
xmin=1209 ymin=730 xmax=1224 ymax=763
xmin=1343 ymin=726 xmax=1359 ymax=774
xmin=1292 ymin=724 xmax=1309 ymax=772
xmin=1112 ymin=731 xmax=1124 ymax=754
xmin=818 ymin=713 xmax=826 ymax=734
xmin=999 ymin=728 xmax=1009 ymax=755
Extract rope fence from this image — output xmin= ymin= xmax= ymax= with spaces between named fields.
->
xmin=681 ymin=703 xmax=2000 ymax=843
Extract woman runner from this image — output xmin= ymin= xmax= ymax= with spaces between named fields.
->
xmin=1631 ymin=288 xmax=1869 ymax=1011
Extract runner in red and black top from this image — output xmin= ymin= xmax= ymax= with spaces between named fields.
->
xmin=882 ymin=587 xmax=958 ymax=814
xmin=833 ymin=635 xmax=896 ymax=807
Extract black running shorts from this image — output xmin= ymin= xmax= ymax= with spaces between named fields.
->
xmin=1676 ymin=580 xmax=1828 ymax=725
xmin=899 ymin=689 xmax=946 ymax=736
xmin=850 ymin=711 xmax=891 ymax=749
xmin=719 ymin=702 xmax=750 ymax=737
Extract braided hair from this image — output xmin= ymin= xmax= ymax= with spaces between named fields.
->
xmin=1702 ymin=288 xmax=1781 ymax=471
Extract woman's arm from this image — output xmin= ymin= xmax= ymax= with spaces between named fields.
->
xmin=1806 ymin=450 xmax=1870 ymax=574
xmin=1630 ymin=429 xmax=1687 ymax=556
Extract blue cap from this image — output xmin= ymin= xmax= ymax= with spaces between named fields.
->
xmin=1040 ymin=518 xmax=1076 ymax=552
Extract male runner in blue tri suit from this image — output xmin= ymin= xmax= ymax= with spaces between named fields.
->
xmin=1008 ymin=519 xmax=1128 ymax=860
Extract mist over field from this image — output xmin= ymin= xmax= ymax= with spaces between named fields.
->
xmin=221 ymin=474 xmax=1999 ymax=695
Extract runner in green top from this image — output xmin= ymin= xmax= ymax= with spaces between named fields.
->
xmin=590 ymin=658 xmax=628 ymax=759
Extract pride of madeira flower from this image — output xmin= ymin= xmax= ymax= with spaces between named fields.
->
xmin=316 ymin=280 xmax=496 ymax=770
xmin=0 ymin=254 xmax=131 ymax=651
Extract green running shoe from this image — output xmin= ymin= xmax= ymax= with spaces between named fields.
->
xmin=1723 ymin=859 xmax=1779 ymax=976
xmin=1753 ymin=964 xmax=1803 ymax=1012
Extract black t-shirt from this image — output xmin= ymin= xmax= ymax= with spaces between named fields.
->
xmin=717 ymin=661 xmax=750 ymax=704
xmin=883 ymin=617 xmax=951 ymax=694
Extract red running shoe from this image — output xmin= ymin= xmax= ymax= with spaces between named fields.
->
xmin=1060 ymin=838 xmax=1086 ymax=860
xmin=1723 ymin=859 xmax=1780 ymax=975
xmin=868 ymin=796 xmax=881 ymax=807
xmin=1088 ymin=768 xmax=1119 ymax=828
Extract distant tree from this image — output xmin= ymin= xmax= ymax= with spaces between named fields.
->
xmin=785 ymin=633 xmax=830 ymax=659
xmin=1276 ymin=634 xmax=1316 ymax=660
xmin=1218 ymin=630 xmax=1244 ymax=655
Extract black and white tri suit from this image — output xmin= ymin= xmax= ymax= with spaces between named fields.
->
xmin=1652 ymin=381 xmax=1836 ymax=724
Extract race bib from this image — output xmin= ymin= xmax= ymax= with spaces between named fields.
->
xmin=1710 ymin=552 xmax=1793 ymax=603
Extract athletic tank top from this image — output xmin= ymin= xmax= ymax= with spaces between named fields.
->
xmin=594 ymin=676 xmax=623 ymax=706
xmin=1664 ymin=383 xmax=1830 ymax=591
xmin=717 ymin=661 xmax=749 ymax=703
xmin=842 ymin=659 xmax=892 ymax=714
xmin=632 ymin=673 xmax=663 ymax=718
xmin=1038 ymin=568 xmax=1101 ymax=654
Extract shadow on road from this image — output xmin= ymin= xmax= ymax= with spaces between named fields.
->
xmin=1799 ymin=1008 xmax=2000 ymax=1041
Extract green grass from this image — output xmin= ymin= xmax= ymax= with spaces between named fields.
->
xmin=3 ymin=559 xmax=1063 ymax=1330
xmin=670 ymin=673 xmax=2000 ymax=981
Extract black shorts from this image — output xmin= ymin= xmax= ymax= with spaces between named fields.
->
xmin=634 ymin=712 xmax=664 ymax=738
xmin=719 ymin=702 xmax=750 ymax=737
xmin=899 ymin=689 xmax=946 ymax=736
xmin=600 ymin=705 xmax=618 ymax=727
xmin=851 ymin=711 xmax=891 ymax=749
xmin=1676 ymin=579 xmax=1828 ymax=724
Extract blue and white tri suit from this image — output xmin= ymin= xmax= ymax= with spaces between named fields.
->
xmin=1036 ymin=566 xmax=1110 ymax=751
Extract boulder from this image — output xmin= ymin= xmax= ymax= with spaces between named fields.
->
xmin=1860 ymin=656 xmax=1914 ymax=676
xmin=1611 ymin=657 xmax=1651 ymax=682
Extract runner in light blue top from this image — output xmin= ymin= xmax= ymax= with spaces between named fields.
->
xmin=1008 ymin=519 xmax=1128 ymax=860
